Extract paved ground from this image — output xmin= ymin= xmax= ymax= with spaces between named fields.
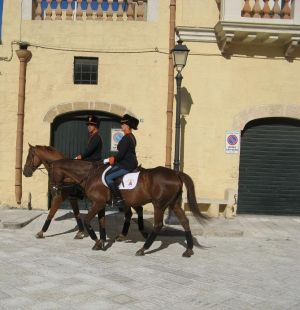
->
xmin=0 ymin=207 xmax=299 ymax=309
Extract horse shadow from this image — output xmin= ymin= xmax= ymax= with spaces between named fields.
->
xmin=51 ymin=210 xmax=208 ymax=254
xmin=101 ymin=212 xmax=207 ymax=253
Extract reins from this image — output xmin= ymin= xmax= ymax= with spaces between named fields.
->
xmin=37 ymin=167 xmax=48 ymax=175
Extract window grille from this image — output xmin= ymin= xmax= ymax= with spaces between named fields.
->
xmin=74 ymin=57 xmax=98 ymax=85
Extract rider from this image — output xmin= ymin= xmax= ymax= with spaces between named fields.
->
xmin=75 ymin=115 xmax=102 ymax=161
xmin=103 ymin=114 xmax=139 ymax=211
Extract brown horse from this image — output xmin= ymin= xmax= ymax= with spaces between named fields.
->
xmin=23 ymin=144 xmax=146 ymax=242
xmin=49 ymin=159 xmax=207 ymax=257
xmin=23 ymin=144 xmax=86 ymax=239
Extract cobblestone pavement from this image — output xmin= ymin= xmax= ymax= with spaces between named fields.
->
xmin=0 ymin=209 xmax=299 ymax=310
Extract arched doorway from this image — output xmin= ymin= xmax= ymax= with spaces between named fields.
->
xmin=238 ymin=117 xmax=300 ymax=215
xmin=49 ymin=110 xmax=121 ymax=209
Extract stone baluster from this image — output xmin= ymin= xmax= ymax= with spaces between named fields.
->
xmin=106 ymin=0 xmax=114 ymax=21
xmin=55 ymin=0 xmax=63 ymax=20
xmin=45 ymin=0 xmax=52 ymax=20
xmin=66 ymin=0 xmax=73 ymax=20
xmin=86 ymin=0 xmax=93 ymax=20
xmin=126 ymin=0 xmax=134 ymax=20
xmin=281 ymin=0 xmax=291 ymax=19
xmin=241 ymin=0 xmax=251 ymax=17
xmin=272 ymin=0 xmax=281 ymax=18
xmin=77 ymin=0 xmax=83 ymax=20
xmin=117 ymin=0 xmax=124 ymax=21
xmin=97 ymin=0 xmax=104 ymax=20
xmin=34 ymin=0 xmax=42 ymax=20
xmin=136 ymin=0 xmax=144 ymax=20
xmin=252 ymin=0 xmax=262 ymax=18
xmin=262 ymin=0 xmax=271 ymax=18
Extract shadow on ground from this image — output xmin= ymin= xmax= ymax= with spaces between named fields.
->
xmin=48 ymin=210 xmax=209 ymax=254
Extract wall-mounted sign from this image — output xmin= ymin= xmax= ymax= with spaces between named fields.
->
xmin=225 ymin=130 xmax=240 ymax=154
xmin=111 ymin=128 xmax=124 ymax=151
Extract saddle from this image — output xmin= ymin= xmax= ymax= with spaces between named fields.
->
xmin=102 ymin=166 xmax=141 ymax=190
xmin=60 ymin=162 xmax=101 ymax=199
xmin=50 ymin=182 xmax=85 ymax=200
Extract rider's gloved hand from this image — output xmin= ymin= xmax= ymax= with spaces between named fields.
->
xmin=108 ymin=157 xmax=115 ymax=165
xmin=103 ymin=157 xmax=115 ymax=165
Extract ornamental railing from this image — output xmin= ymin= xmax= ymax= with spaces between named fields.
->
xmin=241 ymin=0 xmax=293 ymax=19
xmin=218 ymin=0 xmax=300 ymax=24
xmin=33 ymin=0 xmax=147 ymax=21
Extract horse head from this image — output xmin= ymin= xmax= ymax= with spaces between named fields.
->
xmin=23 ymin=144 xmax=43 ymax=177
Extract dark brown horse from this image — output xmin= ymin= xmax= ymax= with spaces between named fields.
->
xmin=23 ymin=145 xmax=145 ymax=242
xmin=23 ymin=144 xmax=86 ymax=239
xmin=49 ymin=159 xmax=207 ymax=257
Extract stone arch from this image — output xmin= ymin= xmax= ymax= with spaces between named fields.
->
xmin=43 ymin=101 xmax=136 ymax=123
xmin=232 ymin=104 xmax=300 ymax=130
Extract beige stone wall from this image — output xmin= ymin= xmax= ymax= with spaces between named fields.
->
xmin=0 ymin=0 xmax=171 ymax=209
xmin=177 ymin=0 xmax=219 ymax=27
xmin=0 ymin=0 xmax=22 ymax=206
xmin=177 ymin=1 xmax=300 ymax=202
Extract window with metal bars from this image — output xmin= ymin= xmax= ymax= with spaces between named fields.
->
xmin=74 ymin=57 xmax=98 ymax=85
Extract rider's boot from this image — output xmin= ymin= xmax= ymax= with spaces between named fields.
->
xmin=108 ymin=182 xmax=125 ymax=211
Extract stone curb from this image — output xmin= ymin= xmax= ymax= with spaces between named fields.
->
xmin=0 ymin=213 xmax=43 ymax=229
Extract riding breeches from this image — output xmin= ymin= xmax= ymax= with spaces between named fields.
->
xmin=104 ymin=164 xmax=129 ymax=186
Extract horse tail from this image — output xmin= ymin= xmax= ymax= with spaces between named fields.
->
xmin=178 ymin=171 xmax=208 ymax=224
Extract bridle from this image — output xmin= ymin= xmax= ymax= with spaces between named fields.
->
xmin=25 ymin=148 xmax=47 ymax=175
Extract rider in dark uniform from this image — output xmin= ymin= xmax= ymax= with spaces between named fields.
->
xmin=75 ymin=115 xmax=102 ymax=161
xmin=104 ymin=114 xmax=139 ymax=211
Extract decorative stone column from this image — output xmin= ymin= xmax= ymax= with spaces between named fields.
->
xmin=15 ymin=44 xmax=32 ymax=204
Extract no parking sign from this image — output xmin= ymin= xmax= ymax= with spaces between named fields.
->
xmin=225 ymin=131 xmax=240 ymax=154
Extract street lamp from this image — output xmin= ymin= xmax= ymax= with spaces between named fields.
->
xmin=165 ymin=39 xmax=190 ymax=225
xmin=172 ymin=39 xmax=190 ymax=172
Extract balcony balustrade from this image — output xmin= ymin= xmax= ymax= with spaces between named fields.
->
xmin=32 ymin=0 xmax=147 ymax=21
xmin=215 ymin=0 xmax=300 ymax=59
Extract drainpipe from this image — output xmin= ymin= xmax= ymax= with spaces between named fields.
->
xmin=165 ymin=0 xmax=176 ymax=168
xmin=15 ymin=43 xmax=32 ymax=204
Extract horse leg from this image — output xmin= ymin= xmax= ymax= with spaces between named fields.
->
xmin=172 ymin=202 xmax=194 ymax=257
xmin=84 ymin=202 xmax=105 ymax=251
xmin=136 ymin=206 xmax=164 ymax=256
xmin=116 ymin=207 xmax=133 ymax=241
xmin=69 ymin=198 xmax=85 ymax=239
xmin=97 ymin=208 xmax=106 ymax=248
xmin=36 ymin=194 xmax=63 ymax=238
xmin=135 ymin=206 xmax=144 ymax=231
xmin=133 ymin=206 xmax=148 ymax=239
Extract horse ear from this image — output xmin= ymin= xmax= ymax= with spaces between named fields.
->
xmin=28 ymin=143 xmax=32 ymax=148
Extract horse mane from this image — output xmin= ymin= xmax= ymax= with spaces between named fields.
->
xmin=36 ymin=145 xmax=65 ymax=157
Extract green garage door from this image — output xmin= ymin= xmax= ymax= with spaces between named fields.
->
xmin=50 ymin=110 xmax=121 ymax=209
xmin=238 ymin=118 xmax=300 ymax=215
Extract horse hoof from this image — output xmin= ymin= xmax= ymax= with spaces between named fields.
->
xmin=135 ymin=248 xmax=145 ymax=256
xmin=92 ymin=240 xmax=105 ymax=251
xmin=35 ymin=232 xmax=44 ymax=239
xmin=115 ymin=234 xmax=126 ymax=242
xmin=74 ymin=231 xmax=85 ymax=239
xmin=182 ymin=248 xmax=194 ymax=257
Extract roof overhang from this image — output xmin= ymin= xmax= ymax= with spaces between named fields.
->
xmin=215 ymin=21 xmax=300 ymax=60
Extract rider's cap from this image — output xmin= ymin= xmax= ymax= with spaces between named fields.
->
xmin=86 ymin=115 xmax=99 ymax=127
xmin=120 ymin=114 xmax=139 ymax=130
